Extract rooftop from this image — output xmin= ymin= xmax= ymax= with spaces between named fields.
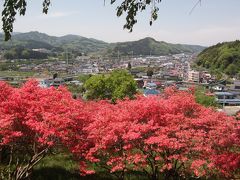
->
xmin=144 ymin=89 xmax=160 ymax=96
xmin=214 ymin=92 xmax=234 ymax=96
xmin=217 ymin=99 xmax=240 ymax=103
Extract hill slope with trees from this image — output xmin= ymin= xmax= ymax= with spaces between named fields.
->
xmin=0 ymin=31 xmax=108 ymax=54
xmin=196 ymin=40 xmax=240 ymax=76
xmin=0 ymin=32 xmax=205 ymax=59
xmin=105 ymin=37 xmax=205 ymax=56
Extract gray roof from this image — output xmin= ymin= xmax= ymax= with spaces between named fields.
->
xmin=214 ymin=92 xmax=234 ymax=96
xmin=217 ymin=99 xmax=240 ymax=104
xmin=144 ymin=89 xmax=160 ymax=96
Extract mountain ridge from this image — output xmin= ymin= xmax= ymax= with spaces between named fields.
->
xmin=0 ymin=31 xmax=206 ymax=56
xmin=105 ymin=37 xmax=205 ymax=56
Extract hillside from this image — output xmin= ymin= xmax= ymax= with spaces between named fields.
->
xmin=196 ymin=40 xmax=240 ymax=76
xmin=0 ymin=31 xmax=109 ymax=54
xmin=0 ymin=32 xmax=205 ymax=58
xmin=104 ymin=37 xmax=205 ymax=56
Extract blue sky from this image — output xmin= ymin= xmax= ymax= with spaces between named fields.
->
xmin=1 ymin=0 xmax=240 ymax=46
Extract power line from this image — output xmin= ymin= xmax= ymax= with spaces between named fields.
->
xmin=189 ymin=0 xmax=202 ymax=15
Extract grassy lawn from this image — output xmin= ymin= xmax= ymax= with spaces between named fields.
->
xmin=31 ymin=153 xmax=149 ymax=180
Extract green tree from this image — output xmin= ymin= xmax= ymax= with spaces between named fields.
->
xmin=21 ymin=49 xmax=30 ymax=58
xmin=84 ymin=70 xmax=137 ymax=102
xmin=67 ymin=84 xmax=85 ymax=98
xmin=4 ymin=48 xmax=17 ymax=59
xmin=77 ymin=74 xmax=92 ymax=83
xmin=2 ymin=0 xmax=161 ymax=41
xmin=84 ymin=74 xmax=110 ymax=100
xmin=225 ymin=64 xmax=238 ymax=77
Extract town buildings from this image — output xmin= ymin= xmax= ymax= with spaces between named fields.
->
xmin=188 ymin=70 xmax=200 ymax=83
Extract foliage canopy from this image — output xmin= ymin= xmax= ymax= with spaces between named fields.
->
xmin=196 ymin=40 xmax=240 ymax=77
xmin=84 ymin=70 xmax=137 ymax=102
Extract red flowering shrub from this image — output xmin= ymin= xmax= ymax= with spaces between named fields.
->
xmin=0 ymin=80 xmax=88 ymax=179
xmin=75 ymin=88 xmax=240 ymax=179
xmin=0 ymin=81 xmax=239 ymax=179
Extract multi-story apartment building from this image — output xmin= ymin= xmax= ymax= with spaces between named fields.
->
xmin=188 ymin=70 xmax=200 ymax=83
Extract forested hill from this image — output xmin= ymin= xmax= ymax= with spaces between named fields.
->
xmin=104 ymin=37 xmax=205 ymax=56
xmin=196 ymin=40 xmax=240 ymax=76
xmin=0 ymin=32 xmax=205 ymax=58
xmin=0 ymin=31 xmax=108 ymax=53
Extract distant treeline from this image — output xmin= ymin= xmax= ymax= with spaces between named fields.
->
xmin=3 ymin=46 xmax=48 ymax=59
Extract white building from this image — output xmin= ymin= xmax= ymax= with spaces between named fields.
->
xmin=188 ymin=70 xmax=200 ymax=83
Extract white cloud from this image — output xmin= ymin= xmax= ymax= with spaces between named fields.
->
xmin=37 ymin=11 xmax=78 ymax=19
